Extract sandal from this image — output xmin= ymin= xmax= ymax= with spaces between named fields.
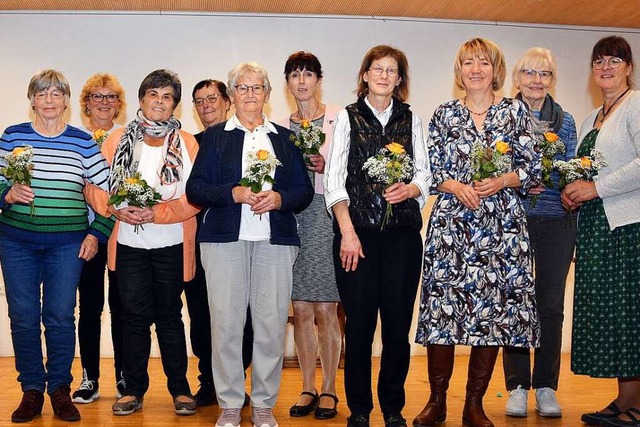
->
xmin=581 ymin=401 xmax=623 ymax=426
xmin=289 ymin=391 xmax=318 ymax=417
xmin=601 ymin=407 xmax=640 ymax=426
xmin=314 ymin=393 xmax=338 ymax=419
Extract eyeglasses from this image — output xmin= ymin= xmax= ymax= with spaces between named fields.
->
xmin=35 ymin=90 xmax=64 ymax=100
xmin=88 ymin=93 xmax=119 ymax=103
xmin=592 ymin=57 xmax=625 ymax=69
xmin=234 ymin=84 xmax=266 ymax=95
xmin=369 ymin=66 xmax=399 ymax=78
xmin=193 ymin=94 xmax=220 ymax=107
xmin=521 ymin=69 xmax=553 ymax=79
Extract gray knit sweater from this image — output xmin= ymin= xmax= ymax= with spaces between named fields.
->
xmin=578 ymin=90 xmax=640 ymax=230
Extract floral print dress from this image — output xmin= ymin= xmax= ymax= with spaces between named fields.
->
xmin=415 ymin=98 xmax=541 ymax=347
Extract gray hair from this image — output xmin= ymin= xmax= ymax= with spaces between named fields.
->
xmin=512 ymin=47 xmax=558 ymax=89
xmin=138 ymin=69 xmax=182 ymax=105
xmin=27 ymin=69 xmax=71 ymax=104
xmin=227 ymin=62 xmax=272 ymax=97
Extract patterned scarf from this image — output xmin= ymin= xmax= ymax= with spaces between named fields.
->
xmin=109 ymin=109 xmax=183 ymax=193
xmin=515 ymin=92 xmax=564 ymax=133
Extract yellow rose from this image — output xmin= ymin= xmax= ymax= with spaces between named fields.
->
xmin=256 ymin=150 xmax=269 ymax=161
xmin=94 ymin=129 xmax=107 ymax=139
xmin=580 ymin=157 xmax=592 ymax=168
xmin=495 ymin=141 xmax=511 ymax=154
xmin=12 ymin=147 xmax=27 ymax=156
xmin=385 ymin=142 xmax=405 ymax=155
xmin=300 ymin=119 xmax=310 ymax=128
xmin=125 ymin=177 xmax=139 ymax=184
xmin=544 ymin=132 xmax=559 ymax=142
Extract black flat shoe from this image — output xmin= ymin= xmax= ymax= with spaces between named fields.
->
xmin=581 ymin=401 xmax=623 ymax=426
xmin=289 ymin=391 xmax=318 ymax=417
xmin=601 ymin=407 xmax=640 ymax=426
xmin=314 ymin=393 xmax=338 ymax=419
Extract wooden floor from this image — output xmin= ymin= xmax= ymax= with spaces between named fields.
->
xmin=0 ymin=353 xmax=615 ymax=426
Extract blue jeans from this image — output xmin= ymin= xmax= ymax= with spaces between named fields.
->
xmin=0 ymin=236 xmax=84 ymax=393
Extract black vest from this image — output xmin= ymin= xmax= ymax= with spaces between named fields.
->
xmin=341 ymin=97 xmax=422 ymax=232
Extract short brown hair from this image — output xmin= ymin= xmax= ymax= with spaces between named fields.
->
xmin=454 ymin=38 xmax=506 ymax=91
xmin=591 ymin=35 xmax=635 ymax=88
xmin=356 ymin=45 xmax=409 ymax=102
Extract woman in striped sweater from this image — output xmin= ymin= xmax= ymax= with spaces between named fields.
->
xmin=0 ymin=69 xmax=114 ymax=423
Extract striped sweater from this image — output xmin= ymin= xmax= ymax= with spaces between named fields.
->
xmin=0 ymin=122 xmax=114 ymax=244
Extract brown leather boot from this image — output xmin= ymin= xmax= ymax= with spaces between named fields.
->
xmin=49 ymin=385 xmax=81 ymax=422
xmin=412 ymin=345 xmax=455 ymax=427
xmin=462 ymin=346 xmax=499 ymax=427
xmin=11 ymin=389 xmax=44 ymax=423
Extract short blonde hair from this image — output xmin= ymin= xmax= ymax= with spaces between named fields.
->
xmin=454 ymin=38 xmax=506 ymax=91
xmin=79 ymin=73 xmax=126 ymax=117
xmin=512 ymin=47 xmax=558 ymax=89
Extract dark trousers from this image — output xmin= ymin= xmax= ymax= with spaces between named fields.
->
xmin=503 ymin=215 xmax=576 ymax=390
xmin=77 ymin=243 xmax=123 ymax=382
xmin=117 ymin=243 xmax=190 ymax=397
xmin=184 ymin=243 xmax=254 ymax=385
xmin=334 ymin=229 xmax=422 ymax=417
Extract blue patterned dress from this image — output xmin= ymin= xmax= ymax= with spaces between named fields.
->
xmin=415 ymin=98 xmax=541 ymax=347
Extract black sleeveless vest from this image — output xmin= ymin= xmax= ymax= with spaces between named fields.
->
xmin=341 ymin=97 xmax=422 ymax=232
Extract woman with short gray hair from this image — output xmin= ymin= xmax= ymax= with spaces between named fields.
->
xmin=186 ymin=61 xmax=313 ymax=427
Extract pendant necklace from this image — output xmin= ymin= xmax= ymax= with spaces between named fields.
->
xmin=600 ymin=88 xmax=630 ymax=123
xmin=464 ymin=94 xmax=496 ymax=116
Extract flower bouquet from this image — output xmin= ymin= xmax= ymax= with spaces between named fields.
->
xmin=530 ymin=131 xmax=566 ymax=207
xmin=239 ymin=149 xmax=282 ymax=193
xmin=471 ymin=140 xmax=512 ymax=181
xmin=93 ymin=129 xmax=109 ymax=148
xmin=107 ymin=171 xmax=162 ymax=233
xmin=239 ymin=149 xmax=282 ymax=219
xmin=553 ymin=149 xmax=607 ymax=188
xmin=362 ymin=142 xmax=414 ymax=230
xmin=289 ymin=119 xmax=326 ymax=166
xmin=1 ymin=145 xmax=36 ymax=217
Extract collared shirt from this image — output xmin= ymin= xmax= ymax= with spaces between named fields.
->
xmin=225 ymin=114 xmax=279 ymax=241
xmin=324 ymin=97 xmax=431 ymax=211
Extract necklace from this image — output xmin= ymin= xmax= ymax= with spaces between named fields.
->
xmin=296 ymin=102 xmax=320 ymax=122
xmin=600 ymin=88 xmax=630 ymax=123
xmin=464 ymin=94 xmax=496 ymax=116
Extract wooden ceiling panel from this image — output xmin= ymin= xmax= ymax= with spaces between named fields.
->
xmin=1 ymin=0 xmax=639 ymax=28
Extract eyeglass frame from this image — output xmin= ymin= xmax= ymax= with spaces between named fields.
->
xmin=368 ymin=66 xmax=400 ymax=78
xmin=193 ymin=94 xmax=220 ymax=107
xmin=521 ymin=69 xmax=553 ymax=79
xmin=592 ymin=57 xmax=625 ymax=70
xmin=234 ymin=84 xmax=266 ymax=95
xmin=87 ymin=93 xmax=120 ymax=103
xmin=34 ymin=89 xmax=65 ymax=100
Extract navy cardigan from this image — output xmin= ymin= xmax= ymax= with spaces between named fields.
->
xmin=186 ymin=121 xmax=313 ymax=247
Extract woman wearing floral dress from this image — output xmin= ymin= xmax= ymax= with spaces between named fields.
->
xmin=562 ymin=35 xmax=640 ymax=427
xmin=414 ymin=38 xmax=541 ymax=427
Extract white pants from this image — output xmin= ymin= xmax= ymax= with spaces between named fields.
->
xmin=201 ymin=240 xmax=298 ymax=408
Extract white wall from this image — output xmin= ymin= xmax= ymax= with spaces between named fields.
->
xmin=0 ymin=11 xmax=638 ymax=357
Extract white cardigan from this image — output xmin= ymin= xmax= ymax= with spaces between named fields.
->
xmin=578 ymin=90 xmax=640 ymax=230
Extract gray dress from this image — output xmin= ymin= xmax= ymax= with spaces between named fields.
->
xmin=290 ymin=117 xmax=340 ymax=302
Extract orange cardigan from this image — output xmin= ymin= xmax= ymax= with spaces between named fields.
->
xmin=84 ymin=127 xmax=201 ymax=281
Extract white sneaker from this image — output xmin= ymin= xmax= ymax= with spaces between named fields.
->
xmin=535 ymin=387 xmax=562 ymax=418
xmin=505 ymin=385 xmax=528 ymax=417
xmin=216 ymin=407 xmax=242 ymax=427
xmin=252 ymin=406 xmax=278 ymax=427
